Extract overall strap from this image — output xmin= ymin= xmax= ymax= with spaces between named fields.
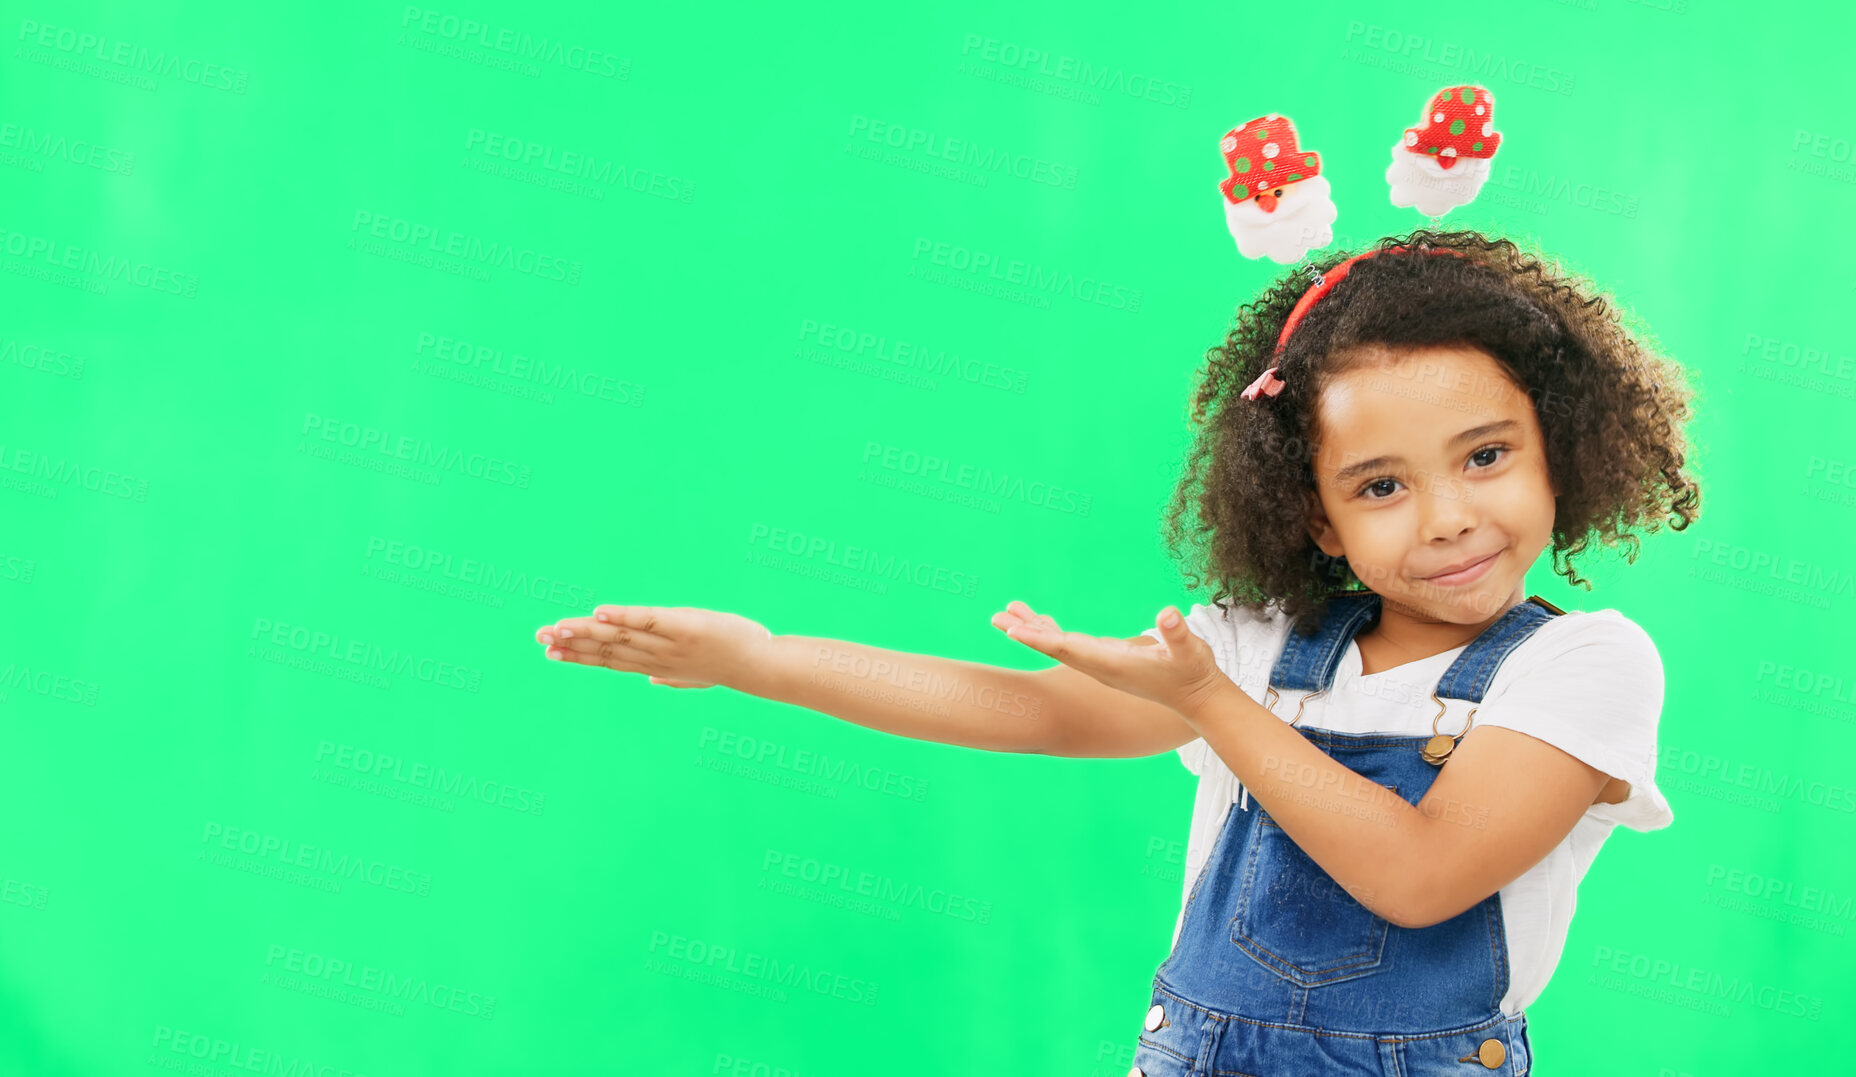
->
xmin=1266 ymin=592 xmax=1565 ymax=699
xmin=1266 ymin=591 xmax=1381 ymax=694
xmin=1432 ymin=594 xmax=1564 ymax=703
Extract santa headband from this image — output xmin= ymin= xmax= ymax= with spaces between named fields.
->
xmin=1219 ymin=85 xmax=1503 ymax=401
xmin=1238 ymin=245 xmax=1467 ymax=401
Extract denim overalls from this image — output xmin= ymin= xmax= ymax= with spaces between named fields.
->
xmin=1130 ymin=591 xmax=1564 ymax=1077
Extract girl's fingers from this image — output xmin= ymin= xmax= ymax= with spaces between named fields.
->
xmin=540 ymin=616 xmax=669 ymax=651
xmin=990 ymin=610 xmax=1028 ymax=631
xmin=593 ymin=605 xmax=673 ymax=630
xmin=1025 ymin=631 xmax=1088 ymax=669
xmin=552 ymin=647 xmax=641 ymax=671
xmin=995 ymin=601 xmax=1060 ymax=633
xmin=537 ymin=607 xmax=675 ymax=647
xmin=550 ymin=634 xmax=657 ymax=665
xmin=1006 ymin=621 xmax=1068 ymax=652
xmin=1013 ymin=624 xmax=1119 ymax=668
xmin=1006 ymin=600 xmax=1056 ymax=628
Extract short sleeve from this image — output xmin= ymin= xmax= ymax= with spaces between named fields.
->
xmin=1141 ymin=602 xmax=1237 ymax=778
xmin=1472 ymin=611 xmax=1675 ymax=833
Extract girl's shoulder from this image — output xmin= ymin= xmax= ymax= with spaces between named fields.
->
xmin=1482 ymin=605 xmax=1666 ymax=723
xmin=1478 ymin=605 xmax=1674 ymax=832
xmin=1517 ymin=606 xmax=1662 ymax=671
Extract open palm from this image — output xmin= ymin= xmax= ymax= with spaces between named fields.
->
xmin=991 ymin=600 xmax=1230 ymax=716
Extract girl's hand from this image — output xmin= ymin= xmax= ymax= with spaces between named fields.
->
xmin=991 ymin=600 xmax=1230 ymax=718
xmin=534 ymin=606 xmax=774 ymax=690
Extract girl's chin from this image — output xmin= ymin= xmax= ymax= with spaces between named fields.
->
xmin=1381 ymin=577 xmax=1518 ymax=621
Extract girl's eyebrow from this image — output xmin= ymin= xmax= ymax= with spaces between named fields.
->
xmin=1330 ymin=419 xmax=1521 ymax=485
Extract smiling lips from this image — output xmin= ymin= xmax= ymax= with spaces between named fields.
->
xmin=1420 ymin=549 xmax=1502 ymax=586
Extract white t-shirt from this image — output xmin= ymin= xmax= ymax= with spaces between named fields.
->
xmin=1143 ymin=598 xmax=1674 ymax=1017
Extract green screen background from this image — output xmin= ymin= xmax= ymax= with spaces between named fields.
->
xmin=5 ymin=1 xmax=1852 ymax=1073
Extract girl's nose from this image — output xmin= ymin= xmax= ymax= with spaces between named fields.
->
xmin=1417 ymin=482 xmax=1476 ymax=542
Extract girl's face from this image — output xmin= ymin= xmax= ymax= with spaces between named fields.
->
xmin=1303 ymin=344 xmax=1560 ymax=628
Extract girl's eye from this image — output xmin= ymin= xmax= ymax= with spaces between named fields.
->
xmin=1354 ymin=445 xmax=1511 ymax=500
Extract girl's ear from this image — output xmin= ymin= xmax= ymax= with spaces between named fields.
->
xmin=1305 ymin=491 xmax=1344 ymax=557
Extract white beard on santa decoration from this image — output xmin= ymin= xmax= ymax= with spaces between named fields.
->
xmin=1386 ymin=145 xmax=1493 ymax=217
xmin=1222 ymin=174 xmax=1337 ymax=265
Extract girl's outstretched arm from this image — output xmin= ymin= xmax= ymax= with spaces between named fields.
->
xmin=535 ymin=604 xmax=1195 ymax=757
xmin=742 ymin=631 xmax=1058 ymax=754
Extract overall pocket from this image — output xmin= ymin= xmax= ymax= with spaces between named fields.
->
xmin=1230 ymin=809 xmax=1390 ymax=987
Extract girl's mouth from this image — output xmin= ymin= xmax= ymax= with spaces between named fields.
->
xmin=1418 ymin=548 xmax=1502 ymax=587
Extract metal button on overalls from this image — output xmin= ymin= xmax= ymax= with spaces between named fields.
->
xmin=1128 ymin=592 xmax=1557 ymax=1076
xmin=1470 ymin=1037 xmax=1506 ymax=1068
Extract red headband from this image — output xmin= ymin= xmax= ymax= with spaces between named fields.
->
xmin=1241 ymin=245 xmax=1464 ymax=401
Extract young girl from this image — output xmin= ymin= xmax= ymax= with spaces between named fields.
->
xmin=534 ymin=228 xmax=1701 ymax=1075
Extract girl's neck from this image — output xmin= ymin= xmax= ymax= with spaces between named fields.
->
xmin=1356 ymin=581 xmax=1528 ymax=672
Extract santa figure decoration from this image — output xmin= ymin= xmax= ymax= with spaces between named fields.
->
xmin=1219 ymin=113 xmax=1338 ymax=265
xmin=1386 ymin=84 xmax=1504 ymax=217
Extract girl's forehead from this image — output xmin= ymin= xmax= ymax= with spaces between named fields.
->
xmin=1312 ymin=348 xmax=1534 ymax=447
xmin=1327 ymin=347 xmax=1522 ymax=407
xmin=1337 ymin=342 xmax=1510 ymax=383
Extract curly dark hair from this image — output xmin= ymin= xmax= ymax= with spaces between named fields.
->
xmin=1161 ymin=227 xmax=1702 ymax=636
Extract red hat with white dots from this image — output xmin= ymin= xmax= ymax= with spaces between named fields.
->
xmin=1400 ymin=85 xmax=1500 ymax=168
xmin=1218 ymin=114 xmax=1322 ymax=205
